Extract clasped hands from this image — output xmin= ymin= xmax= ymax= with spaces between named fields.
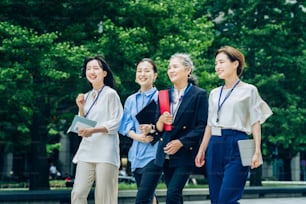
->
xmin=137 ymin=124 xmax=155 ymax=143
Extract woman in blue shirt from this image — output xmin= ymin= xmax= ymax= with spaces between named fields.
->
xmin=119 ymin=58 xmax=161 ymax=204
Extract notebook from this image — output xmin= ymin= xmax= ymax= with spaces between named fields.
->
xmin=237 ymin=139 xmax=263 ymax=166
xmin=135 ymin=100 xmax=160 ymax=145
xmin=135 ymin=100 xmax=157 ymax=124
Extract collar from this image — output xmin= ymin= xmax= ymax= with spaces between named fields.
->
xmin=136 ymin=87 xmax=157 ymax=97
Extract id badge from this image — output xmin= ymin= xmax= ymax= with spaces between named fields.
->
xmin=211 ymin=126 xmax=222 ymax=136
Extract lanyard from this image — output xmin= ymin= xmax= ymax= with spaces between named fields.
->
xmin=136 ymin=89 xmax=157 ymax=113
xmin=216 ymin=80 xmax=240 ymax=123
xmin=170 ymin=83 xmax=192 ymax=119
xmin=84 ymin=85 xmax=105 ymax=118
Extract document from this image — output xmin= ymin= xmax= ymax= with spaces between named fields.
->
xmin=238 ymin=139 xmax=263 ymax=166
xmin=67 ymin=115 xmax=97 ymax=134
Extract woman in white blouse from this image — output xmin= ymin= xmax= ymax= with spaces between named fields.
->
xmin=71 ymin=56 xmax=123 ymax=204
xmin=195 ymin=46 xmax=272 ymax=204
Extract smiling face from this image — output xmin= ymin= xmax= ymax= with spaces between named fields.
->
xmin=85 ymin=59 xmax=107 ymax=88
xmin=135 ymin=61 xmax=157 ymax=91
xmin=215 ymin=52 xmax=239 ymax=80
xmin=167 ymin=57 xmax=191 ymax=85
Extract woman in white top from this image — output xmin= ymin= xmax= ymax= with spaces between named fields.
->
xmin=71 ymin=56 xmax=123 ymax=204
xmin=195 ymin=46 xmax=272 ymax=204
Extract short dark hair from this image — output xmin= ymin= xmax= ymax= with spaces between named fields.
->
xmin=215 ymin=46 xmax=246 ymax=76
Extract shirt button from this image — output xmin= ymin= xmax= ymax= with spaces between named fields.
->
xmin=160 ymin=138 xmax=163 ymax=141
xmin=189 ymin=147 xmax=193 ymax=150
xmin=182 ymin=126 xmax=187 ymax=130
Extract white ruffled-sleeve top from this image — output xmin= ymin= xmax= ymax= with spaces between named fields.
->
xmin=207 ymin=82 xmax=272 ymax=134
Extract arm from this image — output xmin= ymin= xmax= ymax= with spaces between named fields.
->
xmin=76 ymin=93 xmax=85 ymax=117
xmin=165 ymin=90 xmax=208 ymax=155
xmin=120 ymin=95 xmax=154 ymax=143
xmin=128 ymin=130 xmax=153 ymax=143
xmin=98 ymin=91 xmax=123 ymax=134
xmin=156 ymin=112 xmax=173 ymax=132
xmin=78 ymin=90 xmax=123 ymax=137
xmin=251 ymin=121 xmax=262 ymax=169
xmin=195 ymin=125 xmax=212 ymax=167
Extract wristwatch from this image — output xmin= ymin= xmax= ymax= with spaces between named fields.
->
xmin=150 ymin=124 xmax=156 ymax=134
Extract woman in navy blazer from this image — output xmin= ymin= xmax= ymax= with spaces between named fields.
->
xmin=154 ymin=53 xmax=208 ymax=204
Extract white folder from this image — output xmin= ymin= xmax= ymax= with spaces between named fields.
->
xmin=238 ymin=139 xmax=263 ymax=167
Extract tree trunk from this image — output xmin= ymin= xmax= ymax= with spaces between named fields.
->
xmin=282 ymin=157 xmax=292 ymax=181
xmin=29 ymin=102 xmax=50 ymax=190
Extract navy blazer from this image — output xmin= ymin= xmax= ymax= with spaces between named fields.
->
xmin=155 ymin=85 xmax=208 ymax=168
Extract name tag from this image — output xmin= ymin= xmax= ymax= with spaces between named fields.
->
xmin=211 ymin=126 xmax=222 ymax=136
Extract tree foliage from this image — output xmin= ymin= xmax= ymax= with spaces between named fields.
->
xmin=0 ymin=21 xmax=91 ymax=189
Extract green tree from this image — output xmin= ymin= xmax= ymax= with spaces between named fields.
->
xmin=0 ymin=22 xmax=91 ymax=189
xmin=0 ymin=0 xmax=215 ymax=98
xmin=94 ymin=0 xmax=215 ymax=100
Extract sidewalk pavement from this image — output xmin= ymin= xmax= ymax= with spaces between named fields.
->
xmin=160 ymin=197 xmax=306 ymax=204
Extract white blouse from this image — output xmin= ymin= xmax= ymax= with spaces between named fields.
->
xmin=207 ymin=82 xmax=272 ymax=134
xmin=72 ymin=86 xmax=123 ymax=168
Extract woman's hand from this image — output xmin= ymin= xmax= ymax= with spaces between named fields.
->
xmin=139 ymin=124 xmax=154 ymax=135
xmin=76 ymin=93 xmax=85 ymax=108
xmin=137 ymin=133 xmax=154 ymax=143
xmin=159 ymin=111 xmax=173 ymax=125
xmin=78 ymin=127 xmax=94 ymax=138
xmin=251 ymin=152 xmax=262 ymax=169
xmin=163 ymin=139 xmax=183 ymax=155
xmin=76 ymin=93 xmax=85 ymax=116
xmin=128 ymin=130 xmax=153 ymax=143
xmin=195 ymin=150 xmax=206 ymax=167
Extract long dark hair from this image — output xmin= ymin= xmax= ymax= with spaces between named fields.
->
xmin=82 ymin=56 xmax=116 ymax=89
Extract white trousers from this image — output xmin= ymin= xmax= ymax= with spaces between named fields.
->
xmin=71 ymin=161 xmax=118 ymax=204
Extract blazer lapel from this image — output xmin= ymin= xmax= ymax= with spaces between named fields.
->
xmin=172 ymin=87 xmax=194 ymax=124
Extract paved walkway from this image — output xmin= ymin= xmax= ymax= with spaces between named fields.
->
xmin=160 ymin=197 xmax=306 ymax=204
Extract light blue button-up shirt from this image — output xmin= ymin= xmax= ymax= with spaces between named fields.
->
xmin=119 ymin=87 xmax=159 ymax=172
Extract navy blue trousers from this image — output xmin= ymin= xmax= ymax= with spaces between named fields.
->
xmin=134 ymin=159 xmax=162 ymax=204
xmin=163 ymin=160 xmax=193 ymax=204
xmin=206 ymin=129 xmax=250 ymax=204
